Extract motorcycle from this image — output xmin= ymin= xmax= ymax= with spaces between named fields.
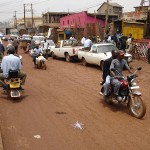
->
xmin=3 ymin=55 xmax=23 ymax=98
xmin=4 ymin=70 xmax=22 ymax=98
xmin=100 ymin=67 xmax=146 ymax=119
xmin=35 ymin=54 xmax=47 ymax=70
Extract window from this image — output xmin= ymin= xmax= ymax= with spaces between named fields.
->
xmin=97 ymin=45 xmax=117 ymax=53
xmin=92 ymin=46 xmax=97 ymax=53
xmin=109 ymin=9 xmax=112 ymax=14
xmin=56 ymin=41 xmax=61 ymax=48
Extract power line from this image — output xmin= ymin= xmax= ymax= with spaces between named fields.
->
xmin=71 ymin=1 xmax=104 ymax=13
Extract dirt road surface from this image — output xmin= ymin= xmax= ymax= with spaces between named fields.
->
xmin=0 ymin=43 xmax=150 ymax=150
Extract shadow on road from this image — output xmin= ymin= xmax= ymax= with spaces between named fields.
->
xmin=99 ymin=97 xmax=128 ymax=114
xmin=0 ymin=93 xmax=29 ymax=103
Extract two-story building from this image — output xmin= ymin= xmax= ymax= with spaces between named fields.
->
xmin=113 ymin=6 xmax=150 ymax=39
xmin=97 ymin=2 xmax=123 ymax=21
xmin=41 ymin=12 xmax=73 ymax=43
xmin=59 ymin=11 xmax=105 ymax=41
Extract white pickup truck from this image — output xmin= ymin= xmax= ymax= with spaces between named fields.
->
xmin=78 ymin=43 xmax=132 ymax=70
xmin=50 ymin=39 xmax=83 ymax=62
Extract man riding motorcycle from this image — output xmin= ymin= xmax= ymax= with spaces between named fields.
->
xmin=100 ymin=49 xmax=118 ymax=97
xmin=33 ymin=41 xmax=43 ymax=66
xmin=109 ymin=50 xmax=132 ymax=102
xmin=0 ymin=46 xmax=26 ymax=90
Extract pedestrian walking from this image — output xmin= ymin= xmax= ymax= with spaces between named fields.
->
xmin=147 ymin=42 xmax=150 ymax=63
xmin=12 ymin=37 xmax=19 ymax=54
xmin=0 ymin=41 xmax=5 ymax=60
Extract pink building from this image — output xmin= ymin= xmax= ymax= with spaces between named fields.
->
xmin=59 ymin=11 xmax=105 ymax=40
xmin=60 ymin=11 xmax=105 ymax=29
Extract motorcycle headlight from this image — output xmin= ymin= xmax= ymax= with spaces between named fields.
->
xmin=131 ymin=79 xmax=137 ymax=86
xmin=127 ymin=56 xmax=132 ymax=63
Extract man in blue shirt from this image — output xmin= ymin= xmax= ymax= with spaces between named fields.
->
xmin=0 ymin=46 xmax=26 ymax=89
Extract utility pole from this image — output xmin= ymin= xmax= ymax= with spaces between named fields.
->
xmin=14 ymin=11 xmax=17 ymax=28
xmin=105 ymin=0 xmax=109 ymax=27
xmin=24 ymin=4 xmax=26 ymax=28
xmin=31 ymin=3 xmax=34 ymax=28
xmin=105 ymin=0 xmax=109 ymax=33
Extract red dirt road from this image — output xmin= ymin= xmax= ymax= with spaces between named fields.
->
xmin=0 ymin=45 xmax=150 ymax=150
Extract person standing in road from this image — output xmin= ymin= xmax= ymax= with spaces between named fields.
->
xmin=147 ymin=41 xmax=150 ymax=63
xmin=43 ymin=39 xmax=49 ymax=59
xmin=0 ymin=41 xmax=5 ymax=60
xmin=12 ymin=37 xmax=19 ymax=54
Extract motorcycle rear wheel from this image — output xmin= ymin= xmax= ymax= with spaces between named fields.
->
xmin=128 ymin=95 xmax=146 ymax=119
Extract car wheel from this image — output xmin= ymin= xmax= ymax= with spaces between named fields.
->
xmin=65 ymin=53 xmax=70 ymax=62
xmin=100 ymin=61 xmax=104 ymax=70
xmin=51 ymin=52 xmax=55 ymax=59
xmin=82 ymin=58 xmax=87 ymax=66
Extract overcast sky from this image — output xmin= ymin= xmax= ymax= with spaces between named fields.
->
xmin=0 ymin=0 xmax=147 ymax=22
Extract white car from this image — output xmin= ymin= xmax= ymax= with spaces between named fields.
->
xmin=78 ymin=43 xmax=132 ymax=70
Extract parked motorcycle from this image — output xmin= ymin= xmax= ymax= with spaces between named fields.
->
xmin=100 ymin=67 xmax=146 ymax=119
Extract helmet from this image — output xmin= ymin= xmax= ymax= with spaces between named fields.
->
xmin=7 ymin=46 xmax=15 ymax=54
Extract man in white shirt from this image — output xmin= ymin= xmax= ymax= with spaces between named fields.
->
xmin=43 ymin=39 xmax=49 ymax=59
xmin=81 ymin=36 xmax=86 ymax=45
xmin=84 ymin=36 xmax=93 ymax=49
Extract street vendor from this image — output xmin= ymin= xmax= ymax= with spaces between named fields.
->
xmin=147 ymin=42 xmax=150 ymax=63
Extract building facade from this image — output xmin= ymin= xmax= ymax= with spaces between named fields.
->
xmin=59 ymin=11 xmax=105 ymax=41
xmin=97 ymin=2 xmax=123 ymax=21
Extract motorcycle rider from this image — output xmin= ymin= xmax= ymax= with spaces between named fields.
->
xmin=33 ymin=41 xmax=43 ymax=66
xmin=110 ymin=50 xmax=132 ymax=101
xmin=100 ymin=49 xmax=118 ymax=96
xmin=0 ymin=46 xmax=26 ymax=90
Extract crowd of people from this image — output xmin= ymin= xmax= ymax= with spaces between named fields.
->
xmin=0 ymin=31 xmax=149 ymax=91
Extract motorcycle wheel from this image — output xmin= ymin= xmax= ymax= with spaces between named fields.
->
xmin=43 ymin=62 xmax=47 ymax=70
xmin=128 ymin=95 xmax=146 ymax=119
xmin=104 ymin=96 xmax=113 ymax=105
xmin=65 ymin=53 xmax=71 ymax=62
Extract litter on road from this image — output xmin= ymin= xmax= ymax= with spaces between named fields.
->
xmin=72 ymin=121 xmax=84 ymax=130
xmin=33 ymin=135 xmax=41 ymax=139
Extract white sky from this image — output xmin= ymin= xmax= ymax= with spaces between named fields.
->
xmin=0 ymin=0 xmax=146 ymax=22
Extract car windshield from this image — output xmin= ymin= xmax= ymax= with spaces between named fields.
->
xmin=63 ymin=39 xmax=79 ymax=47
xmin=47 ymin=40 xmax=55 ymax=46
xmin=97 ymin=45 xmax=117 ymax=53
xmin=33 ymin=36 xmax=45 ymax=42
